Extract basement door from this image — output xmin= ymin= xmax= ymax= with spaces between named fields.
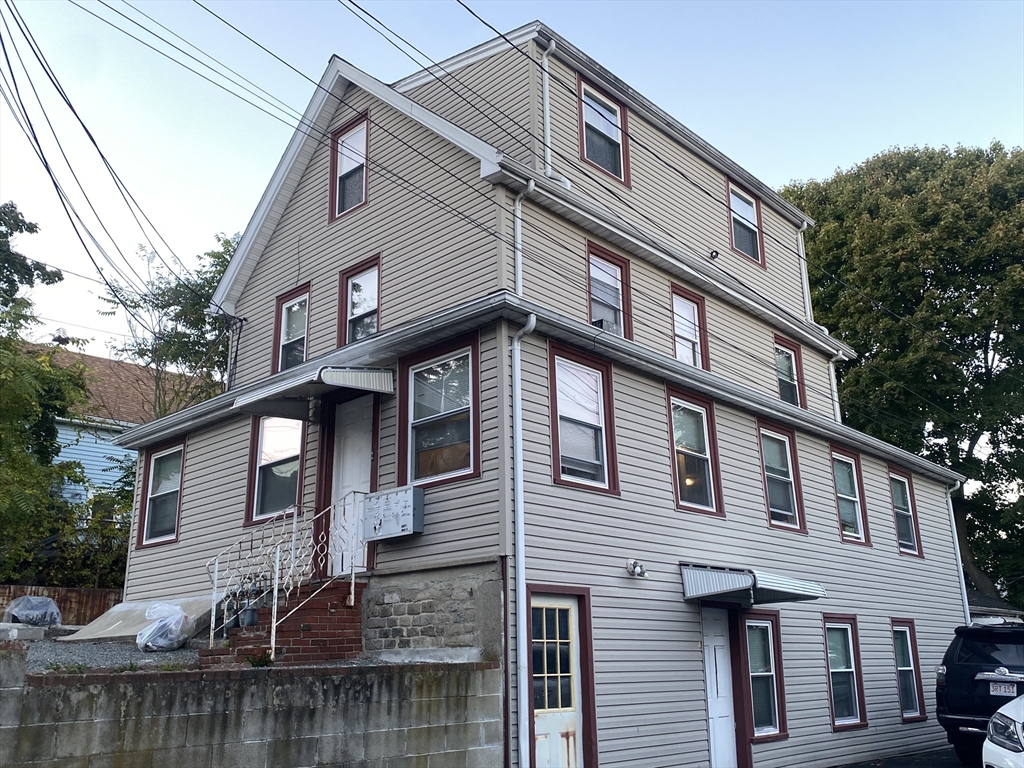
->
xmin=702 ymin=607 xmax=738 ymax=768
xmin=532 ymin=594 xmax=584 ymax=768
xmin=329 ymin=395 xmax=372 ymax=576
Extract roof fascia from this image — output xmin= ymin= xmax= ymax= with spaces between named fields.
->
xmin=211 ymin=58 xmax=503 ymax=315
xmin=498 ymin=163 xmax=854 ymax=360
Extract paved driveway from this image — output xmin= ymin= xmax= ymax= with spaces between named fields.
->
xmin=836 ymin=746 xmax=961 ymax=768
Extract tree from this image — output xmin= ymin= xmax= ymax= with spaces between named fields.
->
xmin=781 ymin=144 xmax=1024 ymax=607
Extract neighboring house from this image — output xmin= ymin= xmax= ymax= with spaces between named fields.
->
xmin=114 ymin=22 xmax=970 ymax=768
xmin=966 ymin=585 xmax=1023 ymax=624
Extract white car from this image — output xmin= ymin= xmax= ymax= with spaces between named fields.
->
xmin=984 ymin=692 xmax=1024 ymax=768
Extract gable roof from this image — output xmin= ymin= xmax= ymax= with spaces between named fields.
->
xmin=43 ymin=348 xmax=160 ymax=426
xmin=210 ymin=56 xmax=504 ymax=316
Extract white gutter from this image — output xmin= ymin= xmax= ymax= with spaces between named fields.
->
xmin=511 ymin=313 xmax=537 ymax=768
xmin=946 ymin=480 xmax=971 ymax=625
xmin=513 ymin=181 xmax=535 ymax=296
xmin=797 ymin=222 xmax=814 ymax=323
xmin=540 ymin=40 xmax=571 ymax=190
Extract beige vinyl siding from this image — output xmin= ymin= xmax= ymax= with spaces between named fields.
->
xmin=230 ymin=86 xmax=500 ymax=388
xmin=511 ymin=334 xmax=961 ymax=766
xmin=543 ymin=54 xmax=809 ymax=320
xmin=403 ymin=44 xmax=537 ymax=167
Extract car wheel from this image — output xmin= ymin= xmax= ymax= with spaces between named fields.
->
xmin=952 ymin=737 xmax=983 ymax=767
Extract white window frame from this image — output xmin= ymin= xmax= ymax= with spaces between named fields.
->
xmin=774 ymin=344 xmax=799 ymax=406
xmin=892 ymin=626 xmax=921 ymax=717
xmin=278 ymin=293 xmax=308 ymax=372
xmin=143 ymin=445 xmax=183 ymax=544
xmin=890 ymin=473 xmax=919 ymax=553
xmin=408 ymin=349 xmax=474 ymax=484
xmin=746 ymin=620 xmax=780 ymax=736
xmin=589 ymin=254 xmax=624 ymax=337
xmin=832 ymin=453 xmax=865 ymax=541
xmin=730 ymin=185 xmax=761 ymax=261
xmin=581 ymin=84 xmax=624 ymax=180
xmin=760 ymin=428 xmax=799 ymax=529
xmin=346 ymin=265 xmax=379 ymax=343
xmin=673 ymin=294 xmax=702 ymax=367
xmin=334 ymin=120 xmax=368 ymax=217
xmin=671 ymin=397 xmax=715 ymax=512
xmin=253 ymin=416 xmax=302 ymax=521
xmin=826 ymin=623 xmax=861 ymax=725
xmin=555 ymin=356 xmax=608 ymax=488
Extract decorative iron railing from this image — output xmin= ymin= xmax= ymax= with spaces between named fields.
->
xmin=205 ymin=491 xmax=366 ymax=658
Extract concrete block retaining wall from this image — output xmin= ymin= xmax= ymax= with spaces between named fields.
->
xmin=0 ymin=641 xmax=504 ymax=767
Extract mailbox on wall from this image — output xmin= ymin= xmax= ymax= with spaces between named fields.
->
xmin=362 ymin=486 xmax=424 ymax=541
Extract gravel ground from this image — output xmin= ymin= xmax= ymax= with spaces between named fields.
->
xmin=26 ymin=639 xmax=199 ymax=673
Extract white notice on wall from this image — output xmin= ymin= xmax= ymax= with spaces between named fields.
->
xmin=362 ymin=486 xmax=424 ymax=541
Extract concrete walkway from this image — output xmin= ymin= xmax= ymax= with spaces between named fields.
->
xmin=837 ymin=746 xmax=961 ymax=768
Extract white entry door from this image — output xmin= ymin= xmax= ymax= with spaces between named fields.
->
xmin=330 ymin=395 xmax=373 ymax=575
xmin=532 ymin=594 xmax=584 ymax=768
xmin=702 ymin=607 xmax=737 ymax=768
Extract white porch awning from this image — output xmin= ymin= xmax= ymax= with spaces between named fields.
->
xmin=679 ymin=563 xmax=827 ymax=607
xmin=232 ymin=366 xmax=394 ymax=420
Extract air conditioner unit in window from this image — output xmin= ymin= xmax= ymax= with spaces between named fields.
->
xmin=591 ymin=318 xmax=622 ymax=335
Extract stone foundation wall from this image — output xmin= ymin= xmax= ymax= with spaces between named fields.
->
xmin=361 ymin=559 xmax=503 ymax=662
xmin=0 ymin=641 xmax=503 ymax=768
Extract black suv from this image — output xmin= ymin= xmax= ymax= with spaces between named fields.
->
xmin=936 ymin=623 xmax=1024 ymax=765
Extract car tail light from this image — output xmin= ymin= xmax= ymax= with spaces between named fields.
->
xmin=936 ymin=664 xmax=946 ymax=685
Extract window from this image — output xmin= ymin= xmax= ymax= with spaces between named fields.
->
xmin=248 ymin=416 xmax=303 ymax=523
xmin=330 ymin=116 xmax=368 ymax=219
xmin=669 ymin=391 xmax=721 ymax=515
xmin=758 ymin=423 xmax=805 ymax=532
xmin=140 ymin=444 xmax=183 ymax=546
xmin=831 ymin=447 xmax=871 ymax=545
xmin=891 ymin=619 xmax=925 ymax=722
xmin=587 ymin=244 xmax=631 ymax=339
xmin=273 ymin=284 xmax=310 ymax=373
xmin=889 ymin=468 xmax=922 ymax=556
xmin=729 ymin=183 xmax=762 ymax=263
xmin=824 ymin=614 xmax=867 ymax=730
xmin=773 ymin=335 xmax=805 ymax=408
xmin=672 ymin=286 xmax=708 ymax=369
xmin=744 ymin=611 xmax=787 ymax=741
xmin=338 ymin=256 xmax=380 ymax=346
xmin=532 ymin=603 xmax=574 ymax=712
xmin=551 ymin=343 xmax=618 ymax=493
xmin=579 ymin=80 xmax=628 ymax=183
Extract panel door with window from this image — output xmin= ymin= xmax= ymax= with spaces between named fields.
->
xmin=532 ymin=594 xmax=584 ymax=768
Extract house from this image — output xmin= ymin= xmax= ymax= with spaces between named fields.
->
xmin=114 ymin=22 xmax=969 ymax=768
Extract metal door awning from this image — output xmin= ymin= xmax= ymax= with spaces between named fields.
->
xmin=233 ymin=366 xmax=394 ymax=420
xmin=680 ymin=563 xmax=827 ymax=607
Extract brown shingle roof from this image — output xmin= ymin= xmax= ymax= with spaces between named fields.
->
xmin=44 ymin=348 xmax=162 ymax=425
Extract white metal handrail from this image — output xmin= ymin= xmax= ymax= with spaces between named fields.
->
xmin=205 ymin=491 xmax=366 ymax=658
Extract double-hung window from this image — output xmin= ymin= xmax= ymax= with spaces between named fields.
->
xmin=340 ymin=257 xmax=379 ymax=345
xmin=672 ymin=287 xmax=707 ymax=369
xmin=745 ymin=613 xmax=786 ymax=739
xmin=142 ymin=445 xmax=183 ymax=545
xmin=250 ymin=416 xmax=303 ymax=522
xmin=824 ymin=615 xmax=867 ymax=730
xmin=410 ymin=350 xmax=473 ymax=483
xmin=588 ymin=246 xmax=630 ymax=338
xmin=580 ymin=82 xmax=627 ymax=182
xmin=759 ymin=424 xmax=803 ymax=531
xmin=331 ymin=117 xmax=368 ymax=219
xmin=889 ymin=468 xmax=921 ymax=555
xmin=670 ymin=393 xmax=718 ymax=513
xmin=892 ymin=619 xmax=925 ymax=721
xmin=729 ymin=183 xmax=762 ymax=262
xmin=275 ymin=286 xmax=309 ymax=373
xmin=773 ymin=336 xmax=804 ymax=407
xmin=831 ymin=447 xmax=870 ymax=544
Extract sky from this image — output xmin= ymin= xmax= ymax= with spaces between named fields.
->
xmin=1 ymin=0 xmax=1021 ymax=357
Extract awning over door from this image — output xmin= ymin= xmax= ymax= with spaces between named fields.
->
xmin=233 ymin=366 xmax=394 ymax=420
xmin=679 ymin=563 xmax=827 ymax=607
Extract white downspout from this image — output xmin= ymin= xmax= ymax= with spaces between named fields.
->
xmin=946 ymin=480 xmax=971 ymax=625
xmin=797 ymin=221 xmax=814 ymax=323
xmin=513 ymin=180 xmax=535 ymax=297
xmin=512 ymin=312 xmax=537 ymax=768
xmin=540 ymin=40 xmax=571 ymax=190
xmin=828 ymin=354 xmax=844 ymax=423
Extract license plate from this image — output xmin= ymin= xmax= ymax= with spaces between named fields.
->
xmin=991 ymin=682 xmax=1017 ymax=697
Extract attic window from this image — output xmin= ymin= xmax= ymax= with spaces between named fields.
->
xmin=579 ymin=80 xmax=629 ymax=184
xmin=729 ymin=183 xmax=763 ymax=263
xmin=331 ymin=115 xmax=368 ymax=220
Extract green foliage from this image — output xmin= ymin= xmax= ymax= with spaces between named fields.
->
xmin=0 ymin=200 xmax=61 ymax=310
xmin=246 ymin=650 xmax=273 ymax=667
xmin=45 ymin=662 xmax=89 ymax=674
xmin=782 ymin=143 xmax=1024 ymax=606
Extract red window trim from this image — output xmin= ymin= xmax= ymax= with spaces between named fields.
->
xmin=891 ymin=618 xmax=928 ymax=723
xmin=829 ymin=444 xmax=872 ymax=547
xmin=727 ymin=180 xmax=766 ymax=268
xmin=525 ymin=584 xmax=599 ymax=768
xmin=665 ymin=387 xmax=724 ymax=517
xmin=888 ymin=464 xmax=924 ymax=558
xmin=670 ymin=284 xmax=710 ymax=371
xmin=244 ymin=415 xmax=307 ymax=527
xmin=549 ymin=341 xmax=620 ymax=495
xmin=822 ymin=613 xmax=869 ymax=732
xmin=328 ymin=111 xmax=370 ymax=224
xmin=271 ymin=282 xmax=311 ymax=375
xmin=739 ymin=609 xmax=789 ymax=744
xmin=772 ymin=334 xmax=806 ymax=409
xmin=336 ymin=253 xmax=382 ymax=347
xmin=397 ymin=332 xmax=481 ymax=489
xmin=135 ymin=438 xmax=186 ymax=550
xmin=587 ymin=241 xmax=633 ymax=340
xmin=577 ymin=75 xmax=631 ymax=188
xmin=756 ymin=419 xmax=807 ymax=534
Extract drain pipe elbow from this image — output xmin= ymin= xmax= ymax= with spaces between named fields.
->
xmin=946 ymin=480 xmax=971 ymax=625
xmin=540 ymin=40 xmax=571 ymax=190
xmin=512 ymin=313 xmax=537 ymax=768
xmin=513 ymin=181 xmax=535 ymax=297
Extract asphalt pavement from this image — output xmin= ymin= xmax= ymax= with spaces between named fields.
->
xmin=836 ymin=746 xmax=962 ymax=768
